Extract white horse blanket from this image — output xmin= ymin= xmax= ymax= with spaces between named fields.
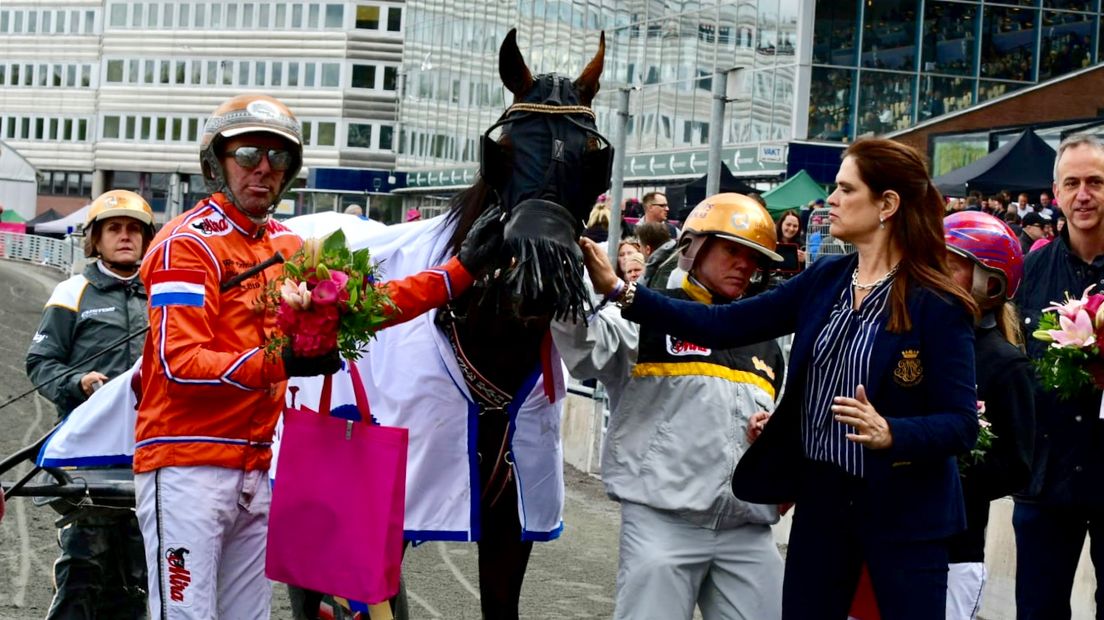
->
xmin=34 ymin=212 xmax=566 ymax=542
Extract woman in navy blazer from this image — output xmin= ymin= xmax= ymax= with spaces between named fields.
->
xmin=581 ymin=139 xmax=980 ymax=620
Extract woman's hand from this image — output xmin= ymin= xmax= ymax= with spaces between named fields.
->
xmin=832 ymin=384 xmax=893 ymax=449
xmin=579 ymin=237 xmax=621 ymax=296
xmin=747 ymin=411 xmax=770 ymax=443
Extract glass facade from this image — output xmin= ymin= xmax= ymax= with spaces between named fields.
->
xmin=398 ymin=0 xmax=801 ymax=170
xmin=811 ymin=0 xmax=1103 ymax=143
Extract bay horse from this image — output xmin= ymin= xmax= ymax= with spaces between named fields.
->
xmin=289 ymin=28 xmax=611 ymax=620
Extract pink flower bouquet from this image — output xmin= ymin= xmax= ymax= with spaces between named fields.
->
xmin=1032 ymin=286 xmax=1104 ymax=397
xmin=267 ymin=229 xmax=393 ymax=361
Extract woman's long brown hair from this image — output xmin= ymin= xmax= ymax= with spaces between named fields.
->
xmin=844 ymin=139 xmax=979 ymax=332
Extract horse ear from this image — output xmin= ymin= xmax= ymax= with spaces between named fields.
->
xmin=499 ymin=28 xmax=534 ymax=98
xmin=574 ymin=31 xmax=605 ymax=106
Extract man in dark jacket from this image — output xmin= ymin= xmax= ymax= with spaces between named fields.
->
xmin=1014 ymin=133 xmax=1104 ymax=619
xmin=1019 ymin=212 xmax=1047 ymax=255
xmin=26 ymin=190 xmax=154 ymax=619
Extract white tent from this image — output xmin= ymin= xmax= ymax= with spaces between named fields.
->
xmin=0 ymin=139 xmax=38 ymax=221
xmin=34 ymin=204 xmax=90 ymax=234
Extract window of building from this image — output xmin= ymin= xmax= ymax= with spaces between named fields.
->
xmin=62 ymin=118 xmax=72 ymax=140
xmin=352 ymin=65 xmax=376 ymax=88
xmin=255 ymin=61 xmax=267 ymax=85
xmin=272 ymin=61 xmax=283 ymax=86
xmin=348 ymin=123 xmax=373 ymax=148
xmin=77 ymin=119 xmax=88 ymax=141
xmin=128 ymin=59 xmax=139 ymax=84
xmin=321 ymin=63 xmax=340 ymax=87
xmin=210 ymin=3 xmax=222 ymax=28
xmin=188 ymin=118 xmax=199 ymax=141
xmin=126 ymin=116 xmax=136 ymax=139
xmin=104 ymin=115 xmax=121 ymax=139
xmin=275 ymin=3 xmax=287 ymax=28
xmin=162 ymin=4 xmax=173 ymax=27
xmin=383 ymin=66 xmax=398 ymax=90
xmin=131 ymin=3 xmax=143 ymax=27
xmin=35 ymin=118 xmax=44 ymax=140
xmin=53 ymin=172 xmax=65 ymax=194
xmin=222 ymin=60 xmax=234 ymax=85
xmin=52 ymin=64 xmax=64 ymax=87
xmin=141 ymin=117 xmax=151 ymax=140
xmin=387 ymin=7 xmax=401 ymax=32
xmin=195 ymin=3 xmax=206 ymax=27
xmin=81 ymin=65 xmax=91 ymax=87
xmin=308 ymin=3 xmax=320 ymax=28
xmin=305 ymin=63 xmax=316 ymax=86
xmin=291 ymin=4 xmax=303 ymax=27
xmin=245 ymin=3 xmax=257 ymax=28
xmin=0 ymin=11 xmax=9 ymax=32
xmin=288 ymin=62 xmax=299 ymax=86
xmin=172 ymin=118 xmax=182 ymax=141
xmin=178 ymin=4 xmax=190 ymax=28
xmin=27 ymin=9 xmax=37 ymax=33
xmin=49 ymin=118 xmax=58 ymax=140
xmin=379 ymin=125 xmax=394 ymax=150
xmin=317 ymin=122 xmax=336 ymax=146
xmin=147 ymin=3 xmax=158 ymax=27
xmin=42 ymin=10 xmax=53 ymax=33
xmin=159 ymin=60 xmax=170 ymax=84
xmin=325 ymin=4 xmax=343 ymax=28
xmin=66 ymin=65 xmax=77 ymax=87
xmin=356 ymin=6 xmax=379 ymax=29
xmin=227 ymin=3 xmax=239 ymax=28
xmin=175 ymin=61 xmax=186 ymax=84
xmin=302 ymin=121 xmax=313 ymax=144
xmin=107 ymin=60 xmax=124 ymax=83
xmin=259 ymin=3 xmax=270 ymax=28
xmin=239 ymin=61 xmax=249 ymax=85
xmin=13 ymin=11 xmax=23 ymax=33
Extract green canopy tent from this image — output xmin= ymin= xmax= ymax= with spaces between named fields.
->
xmin=0 ymin=209 xmax=26 ymax=222
xmin=763 ymin=170 xmax=828 ymax=219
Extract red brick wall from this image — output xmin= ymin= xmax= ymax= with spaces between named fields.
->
xmin=895 ymin=66 xmax=1104 ymax=160
xmin=35 ymin=195 xmax=88 ymax=217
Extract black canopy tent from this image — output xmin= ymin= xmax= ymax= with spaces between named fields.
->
xmin=668 ymin=163 xmax=758 ymax=221
xmin=932 ymin=129 xmax=1056 ymax=197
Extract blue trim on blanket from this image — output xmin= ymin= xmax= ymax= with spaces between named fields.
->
xmin=522 ymin=521 xmax=564 ymax=542
xmin=508 ymin=367 xmax=543 ymax=539
xmin=467 ymin=399 xmax=481 ymax=542
xmin=404 ymin=529 xmax=472 ymax=542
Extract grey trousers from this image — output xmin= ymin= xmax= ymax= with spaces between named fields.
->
xmin=614 ymin=501 xmax=783 ymax=620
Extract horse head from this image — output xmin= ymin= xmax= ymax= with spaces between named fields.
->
xmin=447 ymin=29 xmax=613 ymax=323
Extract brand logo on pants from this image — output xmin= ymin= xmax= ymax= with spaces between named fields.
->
xmin=166 ymin=547 xmax=192 ymax=603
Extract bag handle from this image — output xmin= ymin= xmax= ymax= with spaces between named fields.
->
xmin=312 ymin=360 xmax=375 ymax=426
xmin=347 ymin=361 xmax=375 ymax=425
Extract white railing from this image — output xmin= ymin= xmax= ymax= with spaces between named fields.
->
xmin=805 ymin=207 xmax=855 ymax=265
xmin=0 ymin=231 xmax=82 ymax=275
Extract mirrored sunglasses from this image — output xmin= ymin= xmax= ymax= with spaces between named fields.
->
xmin=224 ymin=146 xmax=293 ymax=171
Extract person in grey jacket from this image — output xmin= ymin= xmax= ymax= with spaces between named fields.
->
xmin=553 ymin=193 xmax=787 ymax=620
xmin=26 ymin=190 xmax=153 ymax=619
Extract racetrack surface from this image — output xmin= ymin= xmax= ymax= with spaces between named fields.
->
xmin=0 ymin=259 xmax=620 ymax=619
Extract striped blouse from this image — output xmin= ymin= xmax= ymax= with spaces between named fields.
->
xmin=803 ymin=274 xmax=894 ymax=477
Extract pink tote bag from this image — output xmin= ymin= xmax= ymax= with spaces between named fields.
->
xmin=266 ymin=363 xmax=408 ymax=604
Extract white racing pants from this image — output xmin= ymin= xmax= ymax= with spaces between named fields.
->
xmin=614 ymin=501 xmax=784 ymax=620
xmin=946 ymin=562 xmax=987 ymax=620
xmin=135 ymin=466 xmax=272 ymax=619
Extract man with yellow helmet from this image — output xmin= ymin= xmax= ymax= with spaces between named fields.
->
xmin=26 ymin=189 xmax=154 ymax=618
xmin=553 ymin=193 xmax=787 ymax=619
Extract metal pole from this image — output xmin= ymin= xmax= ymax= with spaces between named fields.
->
xmin=707 ymin=70 xmax=728 ymax=197
xmin=607 ymin=87 xmax=631 ymax=266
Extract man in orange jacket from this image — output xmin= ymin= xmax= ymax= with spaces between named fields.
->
xmin=135 ymin=94 xmax=503 ymax=619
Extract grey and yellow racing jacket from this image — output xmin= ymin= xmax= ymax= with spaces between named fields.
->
xmin=26 ymin=261 xmax=147 ymax=419
xmin=552 ymin=278 xmax=786 ymax=529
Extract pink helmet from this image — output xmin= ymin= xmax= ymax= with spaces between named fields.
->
xmin=943 ymin=211 xmax=1023 ymax=300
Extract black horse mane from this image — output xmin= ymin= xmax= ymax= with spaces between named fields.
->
xmin=443 ymin=179 xmax=495 ymax=260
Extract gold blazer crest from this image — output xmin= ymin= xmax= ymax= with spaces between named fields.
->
xmin=893 ymin=349 xmax=923 ymax=386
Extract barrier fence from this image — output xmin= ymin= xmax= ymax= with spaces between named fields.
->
xmin=0 ymin=232 xmax=81 ymax=275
